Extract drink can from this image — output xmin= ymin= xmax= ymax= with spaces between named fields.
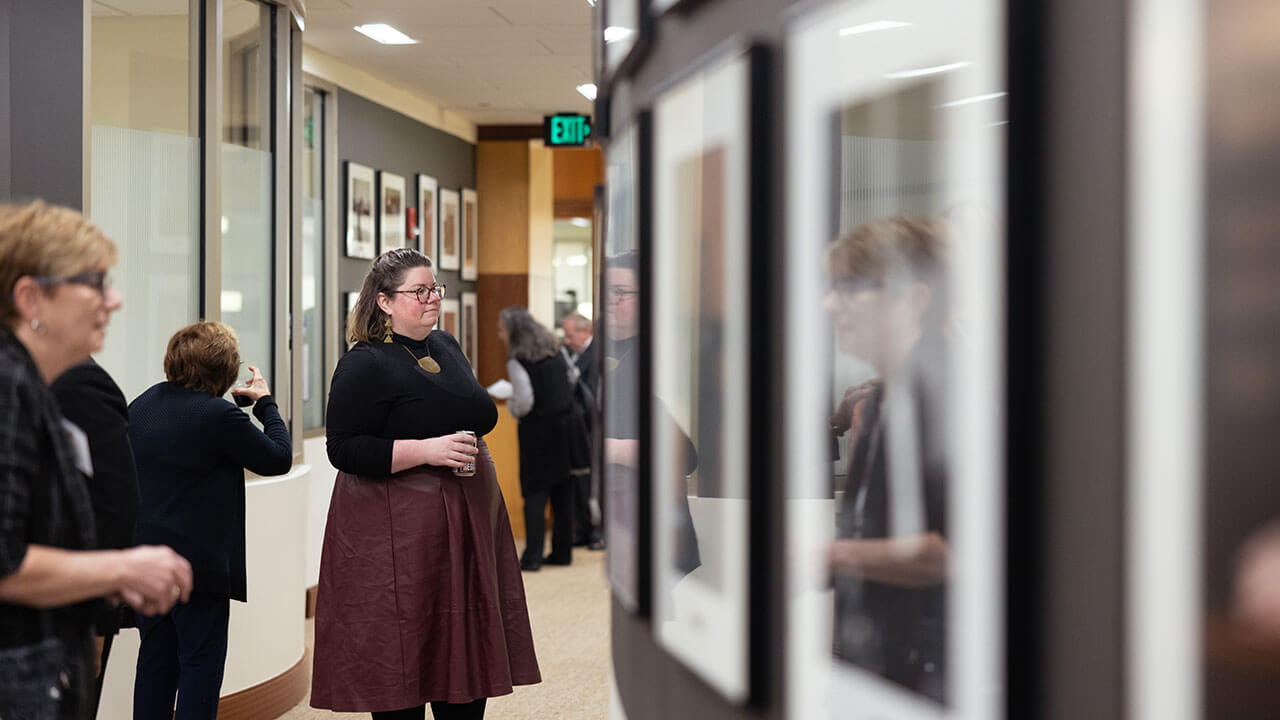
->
xmin=455 ymin=430 xmax=477 ymax=477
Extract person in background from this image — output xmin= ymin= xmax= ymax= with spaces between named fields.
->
xmin=501 ymin=307 xmax=590 ymax=571
xmin=560 ymin=311 xmax=603 ymax=550
xmin=0 ymin=201 xmax=193 ymax=720
xmin=50 ymin=358 xmax=141 ymax=712
xmin=313 ymin=248 xmax=539 ymax=720
xmin=130 ymin=321 xmax=293 ymax=720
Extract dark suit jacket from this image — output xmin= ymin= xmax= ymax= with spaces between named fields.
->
xmin=129 ymin=382 xmax=292 ymax=601
xmin=50 ymin=360 xmax=140 ymax=552
xmin=574 ymin=337 xmax=601 ymax=399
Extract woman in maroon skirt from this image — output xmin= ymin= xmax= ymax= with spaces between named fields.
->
xmin=311 ymin=248 xmax=540 ymax=720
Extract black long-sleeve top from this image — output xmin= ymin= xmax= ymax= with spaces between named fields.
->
xmin=326 ymin=331 xmax=498 ymax=477
xmin=130 ymin=383 xmax=292 ymax=602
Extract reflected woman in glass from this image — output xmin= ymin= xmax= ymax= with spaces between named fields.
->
xmin=825 ymin=217 xmax=949 ymax=703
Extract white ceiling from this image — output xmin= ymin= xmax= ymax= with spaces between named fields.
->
xmin=304 ymin=0 xmax=594 ymax=126
xmin=91 ymin=0 xmax=594 ymax=126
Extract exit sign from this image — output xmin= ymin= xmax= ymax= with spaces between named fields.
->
xmin=544 ymin=114 xmax=592 ymax=147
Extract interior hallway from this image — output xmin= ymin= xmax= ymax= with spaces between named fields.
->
xmin=280 ymin=545 xmax=611 ymax=720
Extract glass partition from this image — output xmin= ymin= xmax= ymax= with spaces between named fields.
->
xmin=302 ymin=86 xmax=326 ymax=430
xmin=89 ymin=1 xmax=201 ymax=402
xmin=220 ymin=0 xmax=275 ymax=394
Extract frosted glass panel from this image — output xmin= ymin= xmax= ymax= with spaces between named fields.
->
xmin=91 ymin=126 xmax=200 ymax=403
xmin=221 ymin=143 xmax=274 ymax=391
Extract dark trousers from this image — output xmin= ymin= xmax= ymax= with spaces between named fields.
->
xmin=371 ymin=698 xmax=487 ymax=720
xmin=133 ymin=593 xmax=231 ymax=720
xmin=572 ymin=471 xmax=600 ymax=544
xmin=523 ymin=480 xmax=575 ymax=565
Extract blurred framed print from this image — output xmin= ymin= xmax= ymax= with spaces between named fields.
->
xmin=439 ymin=188 xmax=461 ymax=271
xmin=650 ymin=46 xmax=756 ymax=704
xmin=418 ymin=174 xmax=438 ymax=260
xmin=461 ymin=189 xmax=479 ymax=281
xmin=379 ymin=171 xmax=406 ymax=253
xmin=344 ymin=162 xmax=375 ymax=259
xmin=440 ymin=297 xmax=460 ymax=338
xmin=783 ymin=1 xmax=1005 ymax=718
xmin=602 ymin=114 xmax=646 ymax=614
xmin=461 ymin=291 xmax=478 ymax=375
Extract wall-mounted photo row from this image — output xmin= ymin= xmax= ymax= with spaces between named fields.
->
xmin=461 ymin=189 xmax=479 ymax=281
xmin=461 ymin=291 xmax=478 ymax=376
xmin=439 ymin=188 xmax=461 ymax=271
xmin=440 ymin=297 xmax=460 ymax=339
xmin=650 ymin=44 xmax=756 ymax=706
xmin=345 ymin=162 xmax=376 ymax=259
xmin=379 ymin=171 xmax=407 ymax=253
xmin=418 ymin=175 xmax=438 ymax=263
xmin=602 ymin=113 xmax=646 ymax=615
xmin=343 ymin=291 xmax=360 ymax=350
xmin=783 ymin=1 xmax=1005 ymax=718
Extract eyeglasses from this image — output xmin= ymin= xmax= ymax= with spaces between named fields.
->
xmin=34 ymin=270 xmax=113 ymax=297
xmin=390 ymin=283 xmax=446 ymax=303
xmin=604 ymin=285 xmax=640 ymax=303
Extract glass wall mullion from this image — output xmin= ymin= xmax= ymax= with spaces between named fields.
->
xmin=203 ymin=0 xmax=223 ymax=321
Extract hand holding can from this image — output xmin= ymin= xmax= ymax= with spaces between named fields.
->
xmin=454 ymin=430 xmax=477 ymax=476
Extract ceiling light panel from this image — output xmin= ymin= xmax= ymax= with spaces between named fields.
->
xmin=354 ymin=23 xmax=419 ymax=44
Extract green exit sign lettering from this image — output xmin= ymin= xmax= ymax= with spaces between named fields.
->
xmin=544 ymin=114 xmax=592 ymax=147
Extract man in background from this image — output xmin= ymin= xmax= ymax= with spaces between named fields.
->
xmin=561 ymin=312 xmax=603 ymax=550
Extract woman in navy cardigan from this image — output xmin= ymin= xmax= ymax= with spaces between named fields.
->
xmin=129 ymin=321 xmax=292 ymax=720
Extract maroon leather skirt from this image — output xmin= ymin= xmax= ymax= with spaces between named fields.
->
xmin=310 ymin=441 xmax=541 ymax=711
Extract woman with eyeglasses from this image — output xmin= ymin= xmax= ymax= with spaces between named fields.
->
xmin=0 ymin=201 xmax=193 ymax=720
xmin=312 ymin=248 xmax=539 ymax=720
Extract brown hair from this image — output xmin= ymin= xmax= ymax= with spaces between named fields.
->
xmin=827 ymin=216 xmax=947 ymax=287
xmin=164 ymin=321 xmax=241 ymax=396
xmin=347 ymin=248 xmax=434 ymax=345
xmin=500 ymin=306 xmax=559 ymax=363
xmin=0 ymin=201 xmax=117 ymax=326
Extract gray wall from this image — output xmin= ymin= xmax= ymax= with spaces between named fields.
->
xmin=336 ymin=88 xmax=476 ymax=297
xmin=0 ymin=0 xmax=84 ymax=208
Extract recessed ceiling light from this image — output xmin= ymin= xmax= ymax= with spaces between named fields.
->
xmin=937 ymin=91 xmax=1008 ymax=108
xmin=567 ymin=255 xmax=589 ymax=266
xmin=604 ymin=26 xmax=634 ymax=44
xmin=576 ymin=83 xmax=598 ymax=101
xmin=353 ymin=24 xmax=419 ymax=45
xmin=838 ymin=20 xmax=910 ymax=37
xmin=884 ymin=61 xmax=970 ymax=79
xmin=569 ymin=217 xmax=590 ymax=227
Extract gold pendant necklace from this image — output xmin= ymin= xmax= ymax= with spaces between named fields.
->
xmin=396 ymin=340 xmax=441 ymax=374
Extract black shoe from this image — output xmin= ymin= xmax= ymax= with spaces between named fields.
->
xmin=588 ymin=539 xmax=606 ymax=551
xmin=520 ymin=557 xmax=541 ymax=572
xmin=543 ymin=555 xmax=572 ymax=566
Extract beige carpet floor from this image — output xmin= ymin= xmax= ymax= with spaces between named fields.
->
xmin=279 ymin=545 xmax=611 ymax=720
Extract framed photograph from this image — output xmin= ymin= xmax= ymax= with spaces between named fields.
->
xmin=379 ymin=171 xmax=407 ymax=253
xmin=342 ymin=291 xmax=360 ymax=351
xmin=418 ymin=175 xmax=438 ymax=261
xmin=440 ymin=297 xmax=460 ymax=339
xmin=650 ymin=47 xmax=758 ymax=704
xmin=602 ymin=115 xmax=647 ymax=615
xmin=784 ymin=1 xmax=1005 ymax=718
xmin=461 ymin=189 xmax=479 ymax=281
xmin=439 ymin=188 xmax=461 ymax=271
xmin=344 ymin=162 xmax=376 ymax=259
xmin=460 ymin=291 xmax=478 ymax=376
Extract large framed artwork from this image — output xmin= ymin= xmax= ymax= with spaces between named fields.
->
xmin=440 ymin=297 xmax=460 ymax=339
xmin=345 ymin=162 xmax=376 ymax=259
xmin=379 ymin=171 xmax=407 ymax=253
xmin=602 ymin=114 xmax=647 ymax=615
xmin=460 ymin=291 xmax=478 ymax=376
xmin=650 ymin=46 xmax=758 ymax=704
xmin=418 ymin=175 xmax=438 ymax=261
xmin=784 ymin=1 xmax=1005 ymax=718
xmin=461 ymin=189 xmax=479 ymax=281
xmin=439 ymin=188 xmax=461 ymax=271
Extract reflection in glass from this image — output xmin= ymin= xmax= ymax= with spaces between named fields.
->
xmin=89 ymin=5 xmax=199 ymax=401
xmin=826 ymin=84 xmax=951 ymax=705
xmin=302 ymin=87 xmax=325 ymax=430
xmin=221 ymin=0 xmax=274 ymax=395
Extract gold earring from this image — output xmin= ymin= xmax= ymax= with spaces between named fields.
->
xmin=383 ymin=316 xmax=393 ymax=343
